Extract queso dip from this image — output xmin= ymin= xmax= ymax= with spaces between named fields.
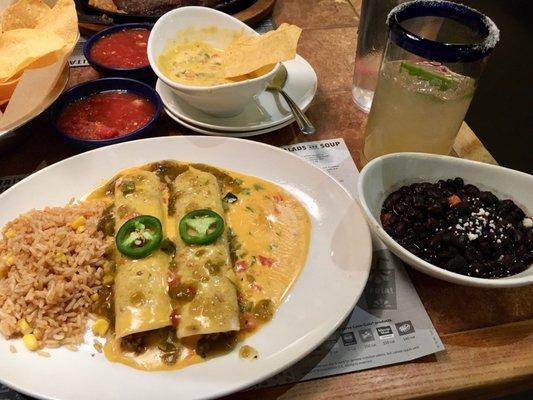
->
xmin=158 ymin=40 xmax=258 ymax=86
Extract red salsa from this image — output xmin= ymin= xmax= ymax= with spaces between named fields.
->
xmin=90 ymin=29 xmax=150 ymax=68
xmin=57 ymin=91 xmax=155 ymax=140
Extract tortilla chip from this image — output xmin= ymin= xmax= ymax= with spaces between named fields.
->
xmin=0 ymin=0 xmax=50 ymax=32
xmin=223 ymin=23 xmax=302 ymax=78
xmin=89 ymin=0 xmax=119 ymax=12
xmin=0 ymin=75 xmax=20 ymax=102
xmin=35 ymin=0 xmax=78 ymax=49
xmin=0 ymin=28 xmax=65 ymax=82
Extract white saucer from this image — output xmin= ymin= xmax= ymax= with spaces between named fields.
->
xmin=156 ymin=54 xmax=317 ymax=132
xmin=164 ymin=106 xmax=295 ymax=137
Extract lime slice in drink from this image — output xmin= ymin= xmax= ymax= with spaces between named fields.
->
xmin=400 ymin=62 xmax=458 ymax=90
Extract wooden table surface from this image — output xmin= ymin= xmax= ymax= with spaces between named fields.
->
xmin=1 ymin=0 xmax=531 ymax=399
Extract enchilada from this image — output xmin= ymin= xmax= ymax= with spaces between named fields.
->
xmin=113 ymin=170 xmax=172 ymax=338
xmin=171 ymin=167 xmax=240 ymax=338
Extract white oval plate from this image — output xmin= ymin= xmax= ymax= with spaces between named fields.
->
xmin=156 ymin=55 xmax=317 ymax=132
xmin=0 ymin=136 xmax=372 ymax=400
xmin=164 ymin=105 xmax=297 ymax=137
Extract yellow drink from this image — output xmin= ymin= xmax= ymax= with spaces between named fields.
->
xmin=361 ymin=60 xmax=475 ymax=164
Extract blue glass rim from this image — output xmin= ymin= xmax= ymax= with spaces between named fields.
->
xmin=387 ymin=0 xmax=500 ymax=63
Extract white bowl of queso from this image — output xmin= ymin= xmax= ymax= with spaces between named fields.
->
xmin=148 ymin=6 xmax=280 ymax=117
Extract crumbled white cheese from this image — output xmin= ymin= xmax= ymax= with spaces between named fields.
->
xmin=523 ymin=218 xmax=533 ymax=228
xmin=467 ymin=232 xmax=479 ymax=241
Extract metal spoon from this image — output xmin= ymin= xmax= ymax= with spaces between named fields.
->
xmin=267 ymin=65 xmax=315 ymax=135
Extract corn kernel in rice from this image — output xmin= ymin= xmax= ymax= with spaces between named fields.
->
xmin=17 ymin=318 xmax=32 ymax=335
xmin=70 ymin=216 xmax=87 ymax=230
xmin=23 ymin=334 xmax=39 ymax=351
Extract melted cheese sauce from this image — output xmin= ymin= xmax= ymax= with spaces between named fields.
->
xmin=225 ymin=172 xmax=310 ymax=308
xmin=87 ymin=161 xmax=311 ymax=371
xmin=158 ymin=41 xmax=241 ymax=86
xmin=157 ymin=40 xmax=271 ymax=86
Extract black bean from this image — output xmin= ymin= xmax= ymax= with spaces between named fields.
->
xmin=465 ymin=247 xmax=480 ymax=262
xmin=437 ymin=250 xmax=453 ymax=260
xmin=405 ymin=244 xmax=420 ymax=255
xmin=439 ymin=198 xmax=449 ymax=208
xmin=428 ymin=203 xmax=443 ymax=216
xmin=441 ymin=232 xmax=452 ymax=244
xmin=479 ymin=241 xmax=493 ymax=257
xmin=501 ymin=254 xmax=513 ymax=265
xmin=478 ymin=191 xmax=498 ymax=206
xmin=516 ymin=244 xmax=528 ymax=257
xmin=509 ymin=209 xmax=526 ymax=223
xmin=508 ymin=261 xmax=526 ymax=274
xmin=451 ymin=234 xmax=468 ymax=251
xmin=383 ymin=192 xmax=401 ymax=209
xmin=498 ymin=199 xmax=517 ymax=214
xmin=428 ymin=233 xmax=443 ymax=248
xmin=413 ymin=222 xmax=425 ymax=233
xmin=453 ymin=177 xmax=464 ymax=188
xmin=527 ymin=230 xmax=533 ymax=246
xmin=512 ymin=230 xmax=524 ymax=243
xmin=427 ymin=189 xmax=441 ymax=199
xmin=393 ymin=203 xmax=406 ymax=215
xmin=425 ymin=218 xmax=438 ymax=231
xmin=464 ymin=184 xmax=480 ymax=195
xmin=446 ymin=255 xmax=467 ymax=271
xmin=413 ymin=211 xmax=425 ymax=222
xmin=413 ymin=195 xmax=425 ymax=209
xmin=394 ymin=222 xmax=407 ymax=237
xmin=454 ymin=202 xmax=471 ymax=215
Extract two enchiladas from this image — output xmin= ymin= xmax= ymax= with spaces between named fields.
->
xmin=88 ymin=160 xmax=310 ymax=371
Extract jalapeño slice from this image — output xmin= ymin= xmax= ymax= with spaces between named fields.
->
xmin=116 ymin=215 xmax=163 ymax=259
xmin=179 ymin=209 xmax=224 ymax=245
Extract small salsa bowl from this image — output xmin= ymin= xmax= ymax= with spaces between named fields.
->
xmin=50 ymin=77 xmax=162 ymax=149
xmin=147 ymin=6 xmax=280 ymax=117
xmin=358 ymin=153 xmax=533 ymax=288
xmin=83 ymin=23 xmax=154 ymax=79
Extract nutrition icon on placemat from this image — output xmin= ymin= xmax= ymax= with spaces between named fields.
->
xmin=358 ymin=328 xmax=376 ymax=343
xmin=395 ymin=321 xmax=415 ymax=336
xmin=341 ymin=331 xmax=357 ymax=346
xmin=376 ymin=326 xmax=395 ymax=340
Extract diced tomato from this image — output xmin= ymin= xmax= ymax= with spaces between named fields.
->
xmin=258 ymin=255 xmax=275 ymax=267
xmin=249 ymin=281 xmax=263 ymax=291
xmin=272 ymin=194 xmax=283 ymax=203
xmin=448 ymin=195 xmax=462 ymax=206
xmin=240 ymin=312 xmax=257 ymax=331
xmin=380 ymin=212 xmax=395 ymax=227
xmin=170 ymin=310 xmax=181 ymax=328
xmin=91 ymin=122 xmax=119 ymax=139
xmin=167 ymin=271 xmax=180 ymax=286
xmin=234 ymin=260 xmax=248 ymax=273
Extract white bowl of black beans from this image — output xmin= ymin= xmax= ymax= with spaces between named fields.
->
xmin=358 ymin=153 xmax=533 ymax=288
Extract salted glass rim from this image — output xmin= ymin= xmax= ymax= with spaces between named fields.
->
xmin=387 ymin=0 xmax=500 ymax=63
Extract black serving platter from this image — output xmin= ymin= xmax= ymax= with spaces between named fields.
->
xmin=77 ymin=0 xmax=258 ymax=23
